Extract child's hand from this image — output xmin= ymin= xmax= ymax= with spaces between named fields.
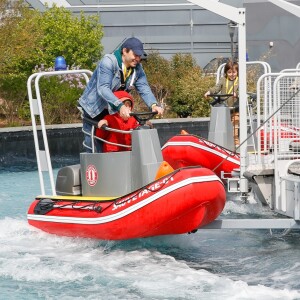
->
xmin=146 ymin=121 xmax=153 ymax=128
xmin=119 ymin=105 xmax=131 ymax=120
xmin=204 ymin=91 xmax=210 ymax=99
xmin=98 ymin=119 xmax=108 ymax=128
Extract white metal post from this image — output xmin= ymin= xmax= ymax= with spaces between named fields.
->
xmin=187 ymin=0 xmax=248 ymax=195
xmin=27 ymin=70 xmax=92 ymax=196
xmin=237 ymin=15 xmax=248 ymax=195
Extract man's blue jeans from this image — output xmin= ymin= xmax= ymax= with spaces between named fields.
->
xmin=82 ymin=109 xmax=108 ymax=153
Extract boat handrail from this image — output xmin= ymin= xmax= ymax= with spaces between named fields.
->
xmin=82 ymin=127 xmax=132 ymax=150
xmin=82 ymin=112 xmax=156 ymax=152
xmin=27 ymin=69 xmax=93 ymax=196
xmin=82 ymin=115 xmax=133 ymax=151
xmin=83 ymin=116 xmax=132 ymax=135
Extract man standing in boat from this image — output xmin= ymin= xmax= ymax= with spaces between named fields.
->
xmin=78 ymin=37 xmax=163 ymax=152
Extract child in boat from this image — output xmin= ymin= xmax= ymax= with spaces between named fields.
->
xmin=95 ymin=91 xmax=139 ymax=152
xmin=204 ymin=60 xmax=239 ymax=147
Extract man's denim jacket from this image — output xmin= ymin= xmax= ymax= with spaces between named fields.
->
xmin=78 ymin=54 xmax=157 ymax=118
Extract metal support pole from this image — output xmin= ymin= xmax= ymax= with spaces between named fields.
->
xmin=188 ymin=0 xmax=248 ymax=197
xmin=237 ymin=13 xmax=249 ymax=196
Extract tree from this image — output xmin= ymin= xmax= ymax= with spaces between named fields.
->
xmin=168 ymin=53 xmax=214 ymax=118
xmin=32 ymin=6 xmax=103 ymax=70
xmin=141 ymin=52 xmax=214 ymax=118
xmin=0 ymin=0 xmax=103 ymax=75
xmin=0 ymin=1 xmax=103 ymax=77
xmin=0 ymin=1 xmax=104 ymax=125
xmin=170 ymin=70 xmax=214 ymax=118
xmin=0 ymin=0 xmax=41 ymax=75
xmin=142 ymin=51 xmax=172 ymax=107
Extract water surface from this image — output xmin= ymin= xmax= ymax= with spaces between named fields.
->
xmin=1 ymin=166 xmax=299 ymax=300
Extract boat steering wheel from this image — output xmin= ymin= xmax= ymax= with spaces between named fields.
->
xmin=208 ymin=94 xmax=234 ymax=107
xmin=130 ymin=111 xmax=158 ymax=128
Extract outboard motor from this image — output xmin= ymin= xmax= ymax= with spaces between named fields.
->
xmin=208 ymin=94 xmax=235 ymax=151
xmin=56 ymin=164 xmax=81 ymax=196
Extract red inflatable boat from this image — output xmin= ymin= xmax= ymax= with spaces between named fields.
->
xmin=27 ymin=167 xmax=225 ymax=240
xmin=162 ymin=134 xmax=240 ymax=179
xmin=260 ymin=122 xmax=300 ymax=151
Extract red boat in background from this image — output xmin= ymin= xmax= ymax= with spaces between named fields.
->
xmin=260 ymin=122 xmax=300 ymax=152
xmin=162 ymin=133 xmax=240 ymax=179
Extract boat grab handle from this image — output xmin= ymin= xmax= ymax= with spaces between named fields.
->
xmin=83 ymin=116 xmax=132 ymax=134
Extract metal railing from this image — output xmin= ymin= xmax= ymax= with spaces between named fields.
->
xmin=81 ymin=116 xmax=132 ymax=153
xmin=27 ymin=69 xmax=93 ymax=196
xmin=216 ymin=61 xmax=271 ymax=83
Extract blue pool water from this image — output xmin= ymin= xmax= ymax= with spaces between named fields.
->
xmin=1 ymin=164 xmax=300 ymax=300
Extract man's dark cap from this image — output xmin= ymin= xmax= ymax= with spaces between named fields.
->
xmin=122 ymin=37 xmax=147 ymax=57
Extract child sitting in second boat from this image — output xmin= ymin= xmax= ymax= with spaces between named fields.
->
xmin=204 ymin=60 xmax=240 ymax=148
xmin=95 ymin=91 xmax=139 ymax=152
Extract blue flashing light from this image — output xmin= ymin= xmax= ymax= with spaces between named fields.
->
xmin=55 ymin=56 xmax=67 ymax=71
